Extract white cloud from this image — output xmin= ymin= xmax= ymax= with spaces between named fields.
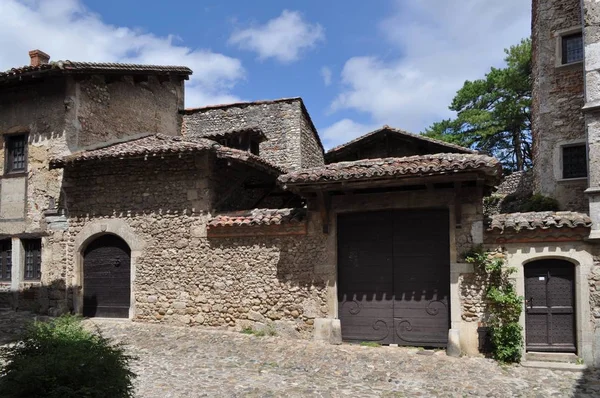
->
xmin=320 ymin=119 xmax=379 ymax=150
xmin=229 ymin=10 xmax=324 ymax=63
xmin=0 ymin=0 xmax=245 ymax=107
xmin=324 ymin=0 xmax=530 ymax=146
xmin=320 ymin=66 xmax=332 ymax=86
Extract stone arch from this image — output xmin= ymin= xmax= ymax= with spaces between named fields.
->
xmin=73 ymin=219 xmax=145 ymax=319
xmin=504 ymin=244 xmax=593 ymax=364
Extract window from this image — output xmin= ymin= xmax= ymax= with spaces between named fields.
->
xmin=562 ymin=144 xmax=587 ymax=179
xmin=562 ymin=32 xmax=583 ymax=64
xmin=0 ymin=240 xmax=11 ymax=282
xmin=23 ymin=239 xmax=41 ymax=281
xmin=5 ymin=134 xmax=27 ymax=174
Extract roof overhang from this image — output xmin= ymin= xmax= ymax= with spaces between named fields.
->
xmin=49 ymin=134 xmax=284 ymax=176
xmin=278 ymin=154 xmax=501 ymax=194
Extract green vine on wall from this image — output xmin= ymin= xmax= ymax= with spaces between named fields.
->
xmin=466 ymin=247 xmax=523 ymax=363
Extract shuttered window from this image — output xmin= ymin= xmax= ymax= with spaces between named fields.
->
xmin=0 ymin=240 xmax=11 ymax=282
xmin=5 ymin=134 xmax=27 ymax=173
xmin=23 ymin=239 xmax=41 ymax=281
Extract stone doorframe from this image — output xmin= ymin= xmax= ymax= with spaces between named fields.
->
xmin=72 ymin=219 xmax=145 ymax=319
xmin=315 ymin=190 xmax=475 ymax=347
xmin=504 ymin=243 xmax=593 ymax=364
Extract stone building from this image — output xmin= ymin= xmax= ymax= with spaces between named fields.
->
xmin=480 ymin=0 xmax=600 ymax=366
xmin=0 ymin=48 xmax=506 ymax=355
xmin=3 ymin=0 xmax=600 ymax=365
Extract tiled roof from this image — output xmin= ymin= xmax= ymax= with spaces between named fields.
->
xmin=208 ymin=208 xmax=306 ymax=227
xmin=489 ymin=212 xmax=592 ymax=232
xmin=0 ymin=61 xmax=192 ymax=82
xmin=326 ymin=125 xmax=477 ymax=156
xmin=278 ymin=153 xmax=501 ymax=186
xmin=50 ymin=134 xmax=284 ymax=175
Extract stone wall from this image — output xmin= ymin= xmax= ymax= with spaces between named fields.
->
xmin=182 ymin=99 xmax=324 ymax=171
xmin=299 ymin=104 xmax=325 ymax=168
xmin=582 ymin=0 xmax=600 ymax=237
xmin=70 ymin=75 xmax=184 ymax=149
xmin=532 ymin=0 xmax=587 ymax=211
xmin=56 ymin=154 xmax=330 ymax=337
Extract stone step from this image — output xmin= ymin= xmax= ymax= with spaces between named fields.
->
xmin=525 ymin=352 xmax=579 ymax=363
xmin=521 ymin=361 xmax=587 ymax=372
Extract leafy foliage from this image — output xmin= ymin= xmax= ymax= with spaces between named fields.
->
xmin=424 ymin=38 xmax=532 ymax=172
xmin=0 ymin=315 xmax=136 ymax=398
xmin=519 ymin=194 xmax=560 ymax=212
xmin=466 ymin=247 xmax=523 ymax=363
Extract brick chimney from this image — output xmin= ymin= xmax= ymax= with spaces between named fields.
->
xmin=28 ymin=49 xmax=50 ymax=67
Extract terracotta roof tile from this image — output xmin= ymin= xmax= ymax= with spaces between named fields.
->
xmin=488 ymin=212 xmax=592 ymax=232
xmin=0 ymin=61 xmax=192 ymax=82
xmin=278 ymin=153 xmax=501 ymax=186
xmin=50 ymin=134 xmax=284 ymax=175
xmin=208 ymin=208 xmax=306 ymax=228
xmin=326 ymin=125 xmax=477 ymax=156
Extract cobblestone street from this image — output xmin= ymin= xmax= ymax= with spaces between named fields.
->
xmin=2 ymin=311 xmax=600 ymax=397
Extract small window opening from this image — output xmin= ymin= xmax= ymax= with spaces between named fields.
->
xmin=5 ymin=134 xmax=27 ymax=174
xmin=562 ymin=32 xmax=584 ymax=64
xmin=23 ymin=239 xmax=41 ymax=281
xmin=562 ymin=144 xmax=587 ymax=179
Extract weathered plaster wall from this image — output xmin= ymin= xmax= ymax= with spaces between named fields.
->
xmin=532 ymin=0 xmax=586 ymax=211
xmin=183 ymin=99 xmax=324 ymax=171
xmin=0 ymin=79 xmax=69 ymax=236
xmin=70 ymin=76 xmax=184 ymax=149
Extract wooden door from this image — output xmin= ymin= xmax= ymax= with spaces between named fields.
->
xmin=337 ymin=209 xmax=450 ymax=346
xmin=525 ymin=260 xmax=576 ymax=352
xmin=83 ymin=235 xmax=131 ymax=318
xmin=392 ymin=209 xmax=450 ymax=347
xmin=338 ymin=211 xmax=395 ymax=344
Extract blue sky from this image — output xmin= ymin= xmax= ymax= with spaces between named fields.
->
xmin=0 ymin=0 xmax=530 ymax=149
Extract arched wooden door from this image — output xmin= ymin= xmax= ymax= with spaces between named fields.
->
xmin=525 ymin=259 xmax=576 ymax=352
xmin=83 ymin=234 xmax=131 ymax=318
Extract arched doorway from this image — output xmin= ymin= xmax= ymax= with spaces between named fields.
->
xmin=83 ymin=234 xmax=131 ymax=318
xmin=525 ymin=259 xmax=576 ymax=353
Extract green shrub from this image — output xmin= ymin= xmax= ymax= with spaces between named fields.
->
xmin=520 ymin=194 xmax=560 ymax=212
xmin=0 ymin=315 xmax=136 ymax=398
xmin=466 ymin=247 xmax=523 ymax=363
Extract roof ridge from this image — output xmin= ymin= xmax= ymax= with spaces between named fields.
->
xmin=326 ymin=125 xmax=476 ymax=155
xmin=181 ymin=97 xmax=302 ymax=113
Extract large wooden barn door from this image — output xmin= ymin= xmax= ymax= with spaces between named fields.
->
xmin=83 ymin=234 xmax=131 ymax=318
xmin=525 ymin=260 xmax=576 ymax=352
xmin=338 ymin=209 xmax=450 ymax=346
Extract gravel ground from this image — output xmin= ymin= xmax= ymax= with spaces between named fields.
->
xmin=2 ymin=311 xmax=600 ymax=397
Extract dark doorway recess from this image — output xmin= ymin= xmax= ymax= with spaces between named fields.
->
xmin=83 ymin=234 xmax=131 ymax=318
xmin=337 ymin=209 xmax=451 ymax=347
xmin=525 ymin=259 xmax=576 ymax=353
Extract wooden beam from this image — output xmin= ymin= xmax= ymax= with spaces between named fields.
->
xmin=316 ymin=190 xmax=331 ymax=234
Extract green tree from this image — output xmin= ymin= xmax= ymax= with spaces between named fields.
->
xmin=424 ymin=38 xmax=532 ymax=171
